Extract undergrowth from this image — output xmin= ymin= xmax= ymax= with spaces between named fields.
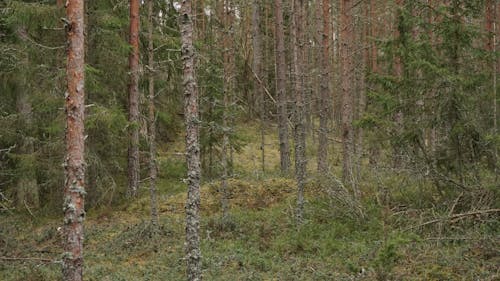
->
xmin=1 ymin=123 xmax=498 ymax=280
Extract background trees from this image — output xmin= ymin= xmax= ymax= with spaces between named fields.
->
xmin=0 ymin=0 xmax=498 ymax=280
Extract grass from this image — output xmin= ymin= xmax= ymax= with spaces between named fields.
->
xmin=1 ymin=123 xmax=498 ymax=280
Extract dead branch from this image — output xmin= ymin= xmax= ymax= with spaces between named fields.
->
xmin=406 ymin=209 xmax=500 ymax=231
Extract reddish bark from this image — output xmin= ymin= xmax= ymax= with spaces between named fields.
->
xmin=62 ymin=0 xmax=86 ymax=280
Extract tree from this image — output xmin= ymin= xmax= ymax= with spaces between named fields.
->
xmin=220 ymin=0 xmax=234 ymax=222
xmin=62 ymin=0 xmax=86 ymax=279
xmin=128 ymin=0 xmax=140 ymax=197
xmin=340 ymin=0 xmax=356 ymax=195
xmin=274 ymin=0 xmax=290 ymax=174
xmin=180 ymin=0 xmax=202 ymax=280
xmin=317 ymin=0 xmax=331 ymax=173
xmin=252 ymin=0 xmax=265 ymax=173
xmin=147 ymin=0 xmax=159 ymax=229
xmin=292 ymin=0 xmax=307 ymax=223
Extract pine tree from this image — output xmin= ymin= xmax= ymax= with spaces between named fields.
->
xmin=180 ymin=0 xmax=202 ymax=279
xmin=62 ymin=0 xmax=86 ymax=279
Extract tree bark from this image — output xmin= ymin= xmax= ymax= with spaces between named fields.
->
xmin=340 ymin=0 xmax=357 ymax=195
xmin=274 ymin=0 xmax=291 ymax=174
xmin=393 ymin=0 xmax=404 ymax=169
xmin=16 ymin=78 xmax=39 ymax=210
xmin=62 ymin=0 xmax=86 ymax=280
xmin=292 ymin=0 xmax=307 ymax=223
xmin=147 ymin=0 xmax=159 ymax=229
xmin=180 ymin=1 xmax=202 ymax=280
xmin=317 ymin=0 xmax=331 ymax=173
xmin=220 ymin=0 xmax=233 ymax=222
xmin=252 ymin=0 xmax=265 ymax=173
xmin=128 ymin=0 xmax=140 ymax=197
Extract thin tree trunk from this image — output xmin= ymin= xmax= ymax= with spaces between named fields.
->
xmin=62 ymin=0 xmax=86 ymax=279
xmin=274 ymin=0 xmax=291 ymax=174
xmin=489 ymin=0 xmax=499 ymax=180
xmin=16 ymin=76 xmax=39 ymax=210
xmin=356 ymin=0 xmax=369 ymax=174
xmin=180 ymin=1 xmax=202 ymax=280
xmin=147 ymin=0 xmax=159 ymax=229
xmin=252 ymin=0 xmax=265 ymax=173
xmin=341 ymin=0 xmax=356 ymax=195
xmin=292 ymin=0 xmax=307 ymax=223
xmin=393 ymin=0 xmax=404 ymax=169
xmin=317 ymin=0 xmax=331 ymax=173
xmin=220 ymin=0 xmax=233 ymax=222
xmin=128 ymin=0 xmax=140 ymax=197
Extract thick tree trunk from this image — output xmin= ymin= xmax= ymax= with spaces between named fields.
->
xmin=317 ymin=0 xmax=331 ymax=173
xmin=292 ymin=0 xmax=307 ymax=223
xmin=180 ymin=1 xmax=202 ymax=280
xmin=62 ymin=0 xmax=86 ymax=280
xmin=340 ymin=0 xmax=357 ymax=195
xmin=147 ymin=0 xmax=159 ymax=229
xmin=274 ymin=0 xmax=291 ymax=174
xmin=128 ymin=0 xmax=140 ymax=197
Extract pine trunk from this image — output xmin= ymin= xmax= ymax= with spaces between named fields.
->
xmin=317 ymin=0 xmax=331 ymax=173
xmin=292 ymin=0 xmax=307 ymax=223
xmin=274 ymin=0 xmax=290 ymax=174
xmin=252 ymin=0 xmax=265 ymax=173
xmin=16 ymin=81 xmax=39 ymax=210
xmin=147 ymin=0 xmax=159 ymax=228
xmin=62 ymin=0 xmax=86 ymax=279
xmin=340 ymin=0 xmax=356 ymax=195
xmin=128 ymin=0 xmax=140 ymax=197
xmin=221 ymin=0 xmax=233 ymax=222
xmin=180 ymin=1 xmax=202 ymax=280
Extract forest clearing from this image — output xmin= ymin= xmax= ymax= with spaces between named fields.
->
xmin=0 ymin=0 xmax=499 ymax=280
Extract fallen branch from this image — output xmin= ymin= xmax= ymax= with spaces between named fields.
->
xmin=0 ymin=256 xmax=57 ymax=263
xmin=407 ymin=209 xmax=500 ymax=231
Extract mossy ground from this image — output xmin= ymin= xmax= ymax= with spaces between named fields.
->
xmin=1 ymin=123 xmax=498 ymax=280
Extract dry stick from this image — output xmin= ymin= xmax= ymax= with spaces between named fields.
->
xmin=249 ymin=66 xmax=277 ymax=104
xmin=406 ymin=209 xmax=500 ymax=231
xmin=0 ymin=256 xmax=57 ymax=263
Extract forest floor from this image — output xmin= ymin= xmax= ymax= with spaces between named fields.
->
xmin=0 ymin=123 xmax=499 ymax=280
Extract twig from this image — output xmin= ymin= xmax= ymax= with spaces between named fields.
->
xmin=0 ymin=256 xmax=57 ymax=263
xmin=406 ymin=209 xmax=500 ymax=231
xmin=248 ymin=66 xmax=277 ymax=104
xmin=24 ymin=199 xmax=36 ymax=219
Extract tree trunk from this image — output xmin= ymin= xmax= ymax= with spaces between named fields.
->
xmin=252 ymin=0 xmax=265 ymax=173
xmin=220 ymin=0 xmax=233 ymax=222
xmin=340 ymin=0 xmax=357 ymax=195
xmin=147 ymin=0 xmax=159 ymax=229
xmin=393 ymin=0 xmax=404 ymax=169
xmin=274 ymin=0 xmax=290 ymax=174
xmin=180 ymin=1 xmax=202 ymax=280
xmin=128 ymin=0 xmax=140 ymax=197
xmin=487 ymin=0 xmax=499 ymax=178
xmin=62 ymin=0 xmax=86 ymax=279
xmin=16 ymin=79 xmax=39 ymax=210
xmin=292 ymin=0 xmax=307 ymax=223
xmin=317 ymin=0 xmax=331 ymax=173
